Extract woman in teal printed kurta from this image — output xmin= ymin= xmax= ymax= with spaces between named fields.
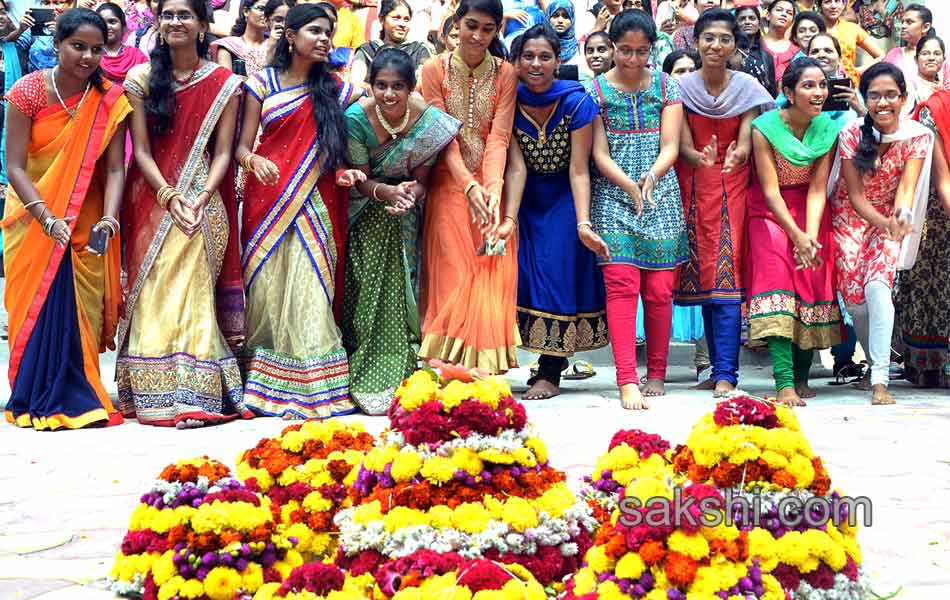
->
xmin=342 ymin=48 xmax=460 ymax=414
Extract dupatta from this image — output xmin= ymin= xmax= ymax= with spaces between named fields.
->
xmin=120 ymin=64 xmax=245 ymax=350
xmin=753 ymin=109 xmax=844 ymax=166
xmin=678 ymin=69 xmax=776 ymax=118
xmin=828 ymin=118 xmax=934 ymax=270
xmin=3 ymin=82 xmax=129 ymax=382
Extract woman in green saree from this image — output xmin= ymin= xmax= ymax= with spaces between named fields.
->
xmin=343 ymin=48 xmax=461 ymax=414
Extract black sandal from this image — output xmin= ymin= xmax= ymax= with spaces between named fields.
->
xmin=828 ymin=361 xmax=866 ymax=386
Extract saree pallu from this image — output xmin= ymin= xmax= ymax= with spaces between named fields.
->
xmin=3 ymin=83 xmax=129 ymax=430
xmin=117 ymin=63 xmax=250 ymax=427
xmin=240 ymin=67 xmax=355 ymax=419
xmin=342 ymin=104 xmax=461 ymax=415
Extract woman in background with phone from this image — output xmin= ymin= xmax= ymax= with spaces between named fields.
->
xmin=808 ymin=32 xmax=865 ymax=118
xmin=3 ymin=8 xmax=130 ymax=430
xmin=746 ymin=58 xmax=843 ymax=407
xmin=418 ymin=0 xmax=520 ymax=374
xmin=831 ymin=62 xmax=933 ymax=405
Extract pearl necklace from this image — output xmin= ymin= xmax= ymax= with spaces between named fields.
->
xmin=375 ymin=103 xmax=411 ymax=140
xmin=51 ymin=66 xmax=91 ymax=119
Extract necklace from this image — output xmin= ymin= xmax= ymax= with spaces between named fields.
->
xmin=375 ymin=103 xmax=411 ymax=139
xmin=174 ymin=59 xmax=201 ymax=85
xmin=50 ymin=66 xmax=91 ymax=119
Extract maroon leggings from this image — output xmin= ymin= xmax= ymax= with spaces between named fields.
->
xmin=602 ymin=264 xmax=675 ymax=386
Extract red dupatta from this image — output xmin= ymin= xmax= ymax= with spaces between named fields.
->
xmin=120 ymin=64 xmax=245 ymax=349
xmin=917 ymin=89 xmax=950 ymax=145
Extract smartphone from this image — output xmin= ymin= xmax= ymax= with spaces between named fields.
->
xmin=30 ymin=8 xmax=55 ymax=36
xmin=477 ymin=238 xmax=506 ymax=257
xmin=823 ymin=77 xmax=853 ymax=112
xmin=88 ymin=223 xmax=109 ymax=255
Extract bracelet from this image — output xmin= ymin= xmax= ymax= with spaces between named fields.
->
xmin=239 ymin=154 xmax=258 ymax=171
xmin=42 ymin=215 xmax=59 ymax=236
xmin=157 ymin=185 xmax=175 ymax=209
xmin=372 ymin=183 xmax=384 ymax=203
xmin=22 ymin=199 xmax=45 ymax=211
xmin=464 ymin=181 xmax=478 ymax=197
xmin=576 ymin=220 xmax=592 ymax=230
xmin=504 ymin=215 xmax=517 ymax=225
xmin=99 ymin=216 xmax=120 ymax=237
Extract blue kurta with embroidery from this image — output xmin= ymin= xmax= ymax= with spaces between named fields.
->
xmin=587 ymin=72 xmax=688 ymax=269
xmin=514 ymin=85 xmax=608 ymax=356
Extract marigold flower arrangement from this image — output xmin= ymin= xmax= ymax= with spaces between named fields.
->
xmin=236 ymin=421 xmax=376 ymax=561
xmin=110 ymin=457 xmax=303 ymax=600
xmin=333 ymin=370 xmax=596 ymax=586
xmin=581 ymin=430 xmax=680 ymax=525
xmin=252 ymin=563 xmax=373 ymax=600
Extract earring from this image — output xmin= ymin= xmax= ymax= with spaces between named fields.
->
xmin=199 ymin=32 xmax=205 ymax=42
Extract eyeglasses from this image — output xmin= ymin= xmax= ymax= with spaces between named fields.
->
xmin=250 ymin=5 xmax=266 ymax=12
xmin=699 ymin=34 xmax=735 ymax=46
xmin=159 ymin=11 xmax=195 ymax=22
xmin=866 ymin=91 xmax=902 ymax=103
xmin=614 ymin=47 xmax=651 ymax=59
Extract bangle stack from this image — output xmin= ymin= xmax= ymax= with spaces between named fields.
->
xmin=157 ymin=185 xmax=180 ymax=209
xmin=99 ymin=215 xmax=120 ymax=237
xmin=42 ymin=214 xmax=60 ymax=236
xmin=239 ymin=154 xmax=258 ymax=171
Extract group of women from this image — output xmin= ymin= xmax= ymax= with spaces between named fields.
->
xmin=2 ymin=0 xmax=948 ymax=432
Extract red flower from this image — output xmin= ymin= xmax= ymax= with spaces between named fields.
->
xmin=276 ymin=563 xmax=346 ymax=596
xmin=802 ymin=562 xmax=836 ymax=589
xmin=401 ymin=402 xmax=453 ymax=446
xmin=771 ymin=563 xmax=801 ymax=591
xmin=713 ymin=396 xmax=780 ymax=429
xmin=455 ymin=559 xmax=515 ymax=592
xmin=711 ymin=462 xmax=743 ymax=488
xmin=608 ymin=429 xmax=671 ymax=459
xmin=336 ymin=549 xmax=386 ymax=575
xmin=842 ymin=556 xmax=859 ymax=581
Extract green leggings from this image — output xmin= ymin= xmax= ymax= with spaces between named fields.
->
xmin=768 ymin=337 xmax=814 ymax=392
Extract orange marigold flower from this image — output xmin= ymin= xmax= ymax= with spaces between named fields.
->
xmin=810 ymin=457 xmax=832 ymax=496
xmin=711 ymin=462 xmax=742 ymax=488
xmin=687 ymin=464 xmax=711 ymax=483
xmin=663 ymin=551 xmax=698 ymax=586
xmin=772 ymin=470 xmax=797 ymax=489
xmin=605 ymin=533 xmax=628 ymax=560
xmin=639 ymin=540 xmax=667 ymax=566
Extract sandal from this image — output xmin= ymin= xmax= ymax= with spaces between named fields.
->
xmin=562 ymin=360 xmax=596 ymax=380
xmin=828 ymin=361 xmax=866 ymax=386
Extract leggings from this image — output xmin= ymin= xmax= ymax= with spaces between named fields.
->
xmin=768 ymin=337 xmax=814 ymax=392
xmin=847 ymin=280 xmax=895 ymax=387
xmin=602 ymin=264 xmax=675 ymax=386
xmin=702 ymin=304 xmax=742 ymax=385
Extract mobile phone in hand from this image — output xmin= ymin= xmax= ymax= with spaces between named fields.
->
xmin=88 ymin=224 xmax=109 ymax=255
xmin=30 ymin=8 xmax=54 ymax=35
xmin=823 ymin=77 xmax=853 ymax=112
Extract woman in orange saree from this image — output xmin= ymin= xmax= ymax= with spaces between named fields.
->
xmin=418 ymin=0 xmax=520 ymax=374
xmin=2 ymin=9 xmax=130 ymax=431
xmin=117 ymin=0 xmax=251 ymax=427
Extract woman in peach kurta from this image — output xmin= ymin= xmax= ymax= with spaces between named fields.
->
xmin=418 ymin=1 xmax=519 ymax=373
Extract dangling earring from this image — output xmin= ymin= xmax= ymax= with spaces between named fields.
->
xmin=199 ymin=32 xmax=205 ymax=42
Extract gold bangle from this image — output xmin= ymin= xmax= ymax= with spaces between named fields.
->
xmin=157 ymin=185 xmax=175 ymax=208
xmin=372 ymin=183 xmax=384 ymax=203
xmin=240 ymin=154 xmax=257 ymax=171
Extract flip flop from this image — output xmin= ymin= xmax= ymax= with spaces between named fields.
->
xmin=828 ymin=361 xmax=866 ymax=386
xmin=562 ymin=360 xmax=596 ymax=380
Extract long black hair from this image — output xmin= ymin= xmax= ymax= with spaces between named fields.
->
xmin=904 ymin=3 xmax=935 ymax=43
xmin=231 ymin=0 xmax=259 ymax=36
xmin=779 ymin=56 xmax=824 ymax=108
xmin=271 ymin=4 xmax=346 ymax=170
xmin=146 ymin=0 xmax=211 ymax=136
xmin=662 ymin=49 xmax=699 ymax=75
xmin=509 ymin=22 xmax=560 ymax=63
xmin=455 ymin=0 xmax=506 ymax=59
xmin=791 ymin=10 xmax=826 ymax=47
xmin=263 ymin=0 xmax=293 ymax=20
xmin=378 ymin=0 xmax=411 ymax=40
xmin=96 ymin=2 xmax=126 ymax=30
xmin=56 ymin=8 xmax=108 ymax=92
xmin=854 ymin=62 xmax=906 ymax=174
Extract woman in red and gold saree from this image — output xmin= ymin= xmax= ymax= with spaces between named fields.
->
xmin=236 ymin=3 xmax=361 ymax=418
xmin=417 ymin=0 xmax=520 ymax=374
xmin=3 ymin=9 xmax=130 ymax=430
xmin=117 ymin=0 xmax=251 ymax=427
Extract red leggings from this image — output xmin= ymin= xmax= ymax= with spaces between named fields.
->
xmin=602 ymin=264 xmax=675 ymax=386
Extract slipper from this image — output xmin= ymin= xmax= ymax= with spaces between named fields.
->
xmin=828 ymin=361 xmax=866 ymax=386
xmin=562 ymin=360 xmax=596 ymax=380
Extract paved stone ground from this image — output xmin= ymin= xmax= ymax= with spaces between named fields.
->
xmin=1 ymin=349 xmax=948 ymax=599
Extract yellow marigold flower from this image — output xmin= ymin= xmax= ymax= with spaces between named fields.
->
xmin=585 ymin=545 xmax=612 ymax=574
xmin=157 ymin=576 xmax=184 ymax=600
xmin=730 ymin=443 xmax=761 ymax=464
xmin=242 ymin=562 xmax=264 ymax=592
xmin=787 ymin=454 xmax=815 ymax=487
xmin=746 ymin=528 xmax=778 ymax=572
xmin=441 ymin=379 xmax=473 ymax=409
xmin=384 ymin=506 xmax=429 ymax=533
xmin=593 ymin=580 xmax=623 ymax=600
xmin=484 ymin=495 xmax=505 ymax=519
xmin=151 ymin=551 xmax=177 ymax=586
xmin=524 ymin=437 xmax=548 ymax=465
xmin=644 ymin=590 xmax=668 ymax=600
xmin=421 ymin=456 xmax=457 ymax=485
xmin=775 ymin=531 xmax=808 ymax=568
xmin=283 ymin=522 xmax=314 ymax=553
xmin=603 ymin=444 xmax=640 ymax=472
xmin=392 ymin=588 xmax=423 ymax=600
xmin=452 ymin=502 xmax=491 ymax=533
xmin=668 ymin=530 xmax=710 ymax=560
xmin=477 ymin=450 xmax=516 ymax=465
xmin=615 ymin=552 xmax=646 ymax=580
xmin=353 ymin=501 xmax=383 ymax=525
xmin=626 ymin=478 xmax=673 ymax=503
xmin=281 ymin=429 xmax=307 ymax=453
xmin=512 ymin=447 xmax=537 ymax=468
xmin=536 ymin=483 xmax=576 ymax=518
xmin=759 ymin=450 xmax=788 ymax=470
xmin=428 ymin=505 xmax=455 ymax=528
xmin=502 ymin=497 xmax=539 ymax=532
xmin=387 ymin=450 xmax=423 ymax=484
xmin=285 ymin=549 xmax=304 ymax=568
xmin=302 ymin=491 xmax=333 ymax=514
xmin=397 ymin=371 xmax=440 ymax=411
xmin=774 ymin=405 xmax=800 ymax=430
xmin=253 ymin=582 xmax=281 ymax=600
xmin=451 ymin=448 xmax=484 ymax=476
xmin=842 ymin=535 xmax=862 ymax=564
xmin=179 ymin=579 xmax=204 ymax=599
xmin=761 ymin=574 xmax=785 ymax=600
xmin=572 ymin=568 xmax=596 ymax=595
xmin=204 ymin=566 xmax=243 ymax=600
xmin=799 ymin=555 xmax=820 ymax=573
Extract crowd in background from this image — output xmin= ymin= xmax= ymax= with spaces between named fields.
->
xmin=1 ymin=0 xmax=947 ymax=433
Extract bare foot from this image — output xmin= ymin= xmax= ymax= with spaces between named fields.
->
xmin=795 ymin=382 xmax=817 ymax=399
xmin=620 ymin=383 xmax=650 ymax=410
xmin=778 ymin=387 xmax=806 ymax=407
xmin=852 ymin=373 xmax=871 ymax=391
xmin=713 ymin=380 xmax=735 ymax=398
xmin=641 ymin=378 xmax=666 ymax=397
xmin=871 ymin=383 xmax=895 ymax=405
xmin=692 ymin=378 xmax=716 ymax=390
xmin=523 ymin=379 xmax=560 ymax=400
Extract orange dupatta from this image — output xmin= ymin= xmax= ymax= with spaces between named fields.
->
xmin=3 ymin=83 xmax=130 ymax=390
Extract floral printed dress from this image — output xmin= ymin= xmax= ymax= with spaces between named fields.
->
xmin=831 ymin=119 xmax=931 ymax=306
